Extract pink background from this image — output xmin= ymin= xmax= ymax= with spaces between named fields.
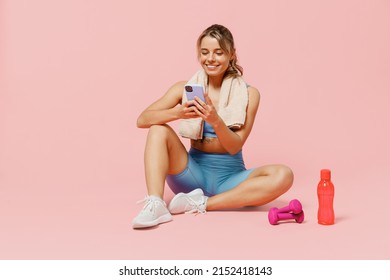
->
xmin=1 ymin=0 xmax=389 ymax=259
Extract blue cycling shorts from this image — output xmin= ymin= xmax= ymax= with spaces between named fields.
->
xmin=166 ymin=148 xmax=254 ymax=196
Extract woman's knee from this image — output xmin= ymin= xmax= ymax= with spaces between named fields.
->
xmin=275 ymin=165 xmax=294 ymax=192
xmin=147 ymin=124 xmax=175 ymax=141
xmin=146 ymin=124 xmax=187 ymax=166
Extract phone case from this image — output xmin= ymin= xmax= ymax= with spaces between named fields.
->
xmin=184 ymin=84 xmax=205 ymax=103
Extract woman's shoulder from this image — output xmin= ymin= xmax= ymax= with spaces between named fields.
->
xmin=172 ymin=80 xmax=187 ymax=90
xmin=161 ymin=80 xmax=187 ymax=100
xmin=245 ymin=85 xmax=261 ymax=112
xmin=247 ymin=85 xmax=261 ymax=101
xmin=166 ymin=80 xmax=187 ymax=95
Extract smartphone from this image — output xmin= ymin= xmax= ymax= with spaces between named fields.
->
xmin=184 ymin=84 xmax=205 ymax=103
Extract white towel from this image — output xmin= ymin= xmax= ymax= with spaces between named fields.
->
xmin=179 ymin=70 xmax=249 ymax=140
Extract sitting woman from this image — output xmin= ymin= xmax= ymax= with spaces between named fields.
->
xmin=133 ymin=24 xmax=293 ymax=229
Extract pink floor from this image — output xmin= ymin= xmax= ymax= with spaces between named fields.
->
xmin=1 ymin=156 xmax=389 ymax=260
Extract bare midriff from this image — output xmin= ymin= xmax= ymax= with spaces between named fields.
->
xmin=190 ymin=138 xmax=228 ymax=154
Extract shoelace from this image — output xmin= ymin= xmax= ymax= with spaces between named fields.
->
xmin=136 ymin=196 xmax=162 ymax=215
xmin=185 ymin=196 xmax=207 ymax=215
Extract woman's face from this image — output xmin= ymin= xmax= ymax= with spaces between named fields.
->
xmin=199 ymin=36 xmax=231 ymax=78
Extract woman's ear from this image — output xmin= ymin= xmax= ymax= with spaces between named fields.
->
xmin=230 ymin=49 xmax=237 ymax=61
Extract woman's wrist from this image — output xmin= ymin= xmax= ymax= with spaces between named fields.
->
xmin=211 ymin=116 xmax=224 ymax=129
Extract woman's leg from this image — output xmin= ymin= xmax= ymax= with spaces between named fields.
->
xmin=143 ymin=124 xmax=189 ymax=198
xmin=206 ymin=164 xmax=294 ymax=210
xmin=133 ymin=124 xmax=189 ymax=228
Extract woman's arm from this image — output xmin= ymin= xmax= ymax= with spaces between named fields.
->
xmin=136 ymin=81 xmax=196 ymax=128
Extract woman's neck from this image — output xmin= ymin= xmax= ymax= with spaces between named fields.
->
xmin=207 ymin=74 xmax=224 ymax=90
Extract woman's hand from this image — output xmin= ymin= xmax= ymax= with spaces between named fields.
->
xmin=175 ymin=100 xmax=203 ymax=119
xmin=191 ymin=92 xmax=220 ymax=126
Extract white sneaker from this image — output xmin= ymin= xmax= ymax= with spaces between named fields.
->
xmin=168 ymin=188 xmax=208 ymax=214
xmin=132 ymin=196 xmax=172 ymax=229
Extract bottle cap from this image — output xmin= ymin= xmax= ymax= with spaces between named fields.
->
xmin=320 ymin=169 xmax=331 ymax=180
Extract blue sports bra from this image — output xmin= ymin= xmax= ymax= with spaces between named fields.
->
xmin=202 ymin=122 xmax=237 ymax=138
xmin=203 ymin=122 xmax=217 ymax=138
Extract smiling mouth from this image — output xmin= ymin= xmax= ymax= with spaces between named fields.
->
xmin=205 ymin=65 xmax=219 ymax=69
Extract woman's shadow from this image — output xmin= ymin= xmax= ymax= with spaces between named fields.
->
xmin=214 ymin=199 xmax=292 ymax=213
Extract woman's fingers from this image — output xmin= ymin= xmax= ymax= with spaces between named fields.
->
xmin=203 ymin=92 xmax=213 ymax=105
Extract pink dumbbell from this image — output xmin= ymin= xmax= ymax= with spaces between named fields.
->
xmin=268 ymin=208 xmax=305 ymax=225
xmin=274 ymin=199 xmax=303 ymax=214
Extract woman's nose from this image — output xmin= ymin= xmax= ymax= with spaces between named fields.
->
xmin=207 ymin=53 xmax=215 ymax=62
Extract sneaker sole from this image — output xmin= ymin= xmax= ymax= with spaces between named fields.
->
xmin=132 ymin=213 xmax=172 ymax=229
xmin=168 ymin=189 xmax=204 ymax=214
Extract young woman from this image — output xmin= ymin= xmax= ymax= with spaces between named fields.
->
xmin=133 ymin=24 xmax=293 ymax=229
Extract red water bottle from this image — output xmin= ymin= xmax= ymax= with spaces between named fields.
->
xmin=317 ymin=169 xmax=335 ymax=225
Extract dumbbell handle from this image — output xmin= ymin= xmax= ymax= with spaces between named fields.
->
xmin=277 ymin=199 xmax=302 ymax=214
xmin=278 ymin=212 xmax=304 ymax=223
